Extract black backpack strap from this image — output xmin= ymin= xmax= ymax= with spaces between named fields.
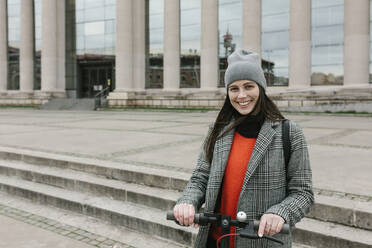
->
xmin=282 ymin=119 xmax=291 ymax=167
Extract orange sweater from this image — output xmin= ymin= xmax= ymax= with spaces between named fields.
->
xmin=212 ymin=132 xmax=256 ymax=248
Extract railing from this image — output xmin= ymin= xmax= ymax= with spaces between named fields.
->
xmin=94 ymin=87 xmax=110 ymax=110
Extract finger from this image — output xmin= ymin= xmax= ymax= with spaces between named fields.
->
xmin=173 ymin=205 xmax=180 ymax=222
xmin=176 ymin=204 xmax=185 ymax=225
xmin=269 ymin=219 xmax=279 ymax=236
xmin=183 ymin=204 xmax=190 ymax=225
xmin=193 ymin=223 xmax=200 ymax=228
xmin=276 ymin=219 xmax=284 ymax=234
xmin=264 ymin=220 xmax=272 ymax=235
xmin=258 ymin=216 xmax=267 ymax=237
xmin=188 ymin=205 xmax=195 ymax=225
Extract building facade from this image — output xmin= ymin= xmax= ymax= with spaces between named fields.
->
xmin=0 ymin=0 xmax=371 ymax=108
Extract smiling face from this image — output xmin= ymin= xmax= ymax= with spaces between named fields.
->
xmin=228 ymin=80 xmax=260 ymax=115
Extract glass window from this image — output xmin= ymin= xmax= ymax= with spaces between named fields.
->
xmin=311 ymin=0 xmax=344 ymax=85
xmin=105 ymin=20 xmax=115 ymax=34
xmin=85 ymin=21 xmax=105 ymax=36
xmin=180 ymin=0 xmax=201 ymax=88
xmin=7 ymin=0 xmax=20 ymax=90
xmin=219 ymin=0 xmax=242 ymax=87
xmin=34 ymin=0 xmax=42 ymax=89
xmin=77 ymin=23 xmax=84 ymax=36
xmin=104 ymin=4 xmax=115 ymax=20
xmin=85 ymin=34 xmax=105 ymax=50
xmin=85 ymin=0 xmax=104 ymax=9
xmin=84 ymin=7 xmax=105 ymax=22
xmin=369 ymin=0 xmax=372 ymax=83
xmin=104 ymin=34 xmax=114 ymax=48
xmin=148 ymin=0 xmax=164 ymax=89
xmin=75 ymin=0 xmax=116 ymax=56
xmin=262 ymin=0 xmax=290 ymax=86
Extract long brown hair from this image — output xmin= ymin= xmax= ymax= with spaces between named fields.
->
xmin=204 ymin=85 xmax=285 ymax=164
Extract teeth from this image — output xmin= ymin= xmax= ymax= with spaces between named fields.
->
xmin=238 ymin=101 xmax=250 ymax=106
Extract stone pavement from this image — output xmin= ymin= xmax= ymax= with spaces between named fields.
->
xmin=0 ymin=108 xmax=371 ymax=246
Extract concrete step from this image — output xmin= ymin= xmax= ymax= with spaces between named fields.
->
xmin=0 ymin=174 xmax=197 ymax=246
xmin=0 ymin=175 xmax=369 ymax=248
xmin=40 ymin=98 xmax=96 ymax=111
xmin=0 ymin=146 xmax=189 ymax=191
xmin=0 ymin=191 xmax=186 ymax=248
xmin=293 ymin=218 xmax=372 ymax=248
xmin=1 ymin=147 xmax=372 ymax=232
xmin=308 ymin=193 xmax=372 ymax=231
xmin=0 ymin=159 xmax=180 ymax=211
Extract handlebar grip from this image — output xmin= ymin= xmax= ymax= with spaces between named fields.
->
xmin=166 ymin=210 xmax=176 ymax=221
xmin=253 ymin=220 xmax=290 ymax=234
xmin=166 ymin=211 xmax=201 ymax=225
xmin=166 ymin=211 xmax=291 ymax=234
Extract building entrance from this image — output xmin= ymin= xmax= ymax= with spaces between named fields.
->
xmin=78 ymin=56 xmax=115 ymax=98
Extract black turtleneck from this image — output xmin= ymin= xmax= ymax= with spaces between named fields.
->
xmin=235 ymin=112 xmax=265 ymax=138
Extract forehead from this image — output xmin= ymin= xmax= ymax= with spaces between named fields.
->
xmin=229 ymin=80 xmax=257 ymax=87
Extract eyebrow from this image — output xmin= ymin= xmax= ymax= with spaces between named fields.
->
xmin=229 ymin=82 xmax=254 ymax=88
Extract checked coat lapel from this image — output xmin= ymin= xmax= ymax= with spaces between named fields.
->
xmin=239 ymin=119 xmax=278 ymax=196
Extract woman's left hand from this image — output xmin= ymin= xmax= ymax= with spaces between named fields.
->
xmin=258 ymin=213 xmax=285 ymax=237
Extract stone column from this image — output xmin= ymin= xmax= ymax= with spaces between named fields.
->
xmin=41 ymin=0 xmax=57 ymax=91
xmin=242 ymin=0 xmax=261 ymax=55
xmin=201 ymin=0 xmax=218 ymax=90
xmin=163 ymin=0 xmax=180 ymax=90
xmin=56 ymin=0 xmax=65 ymax=91
xmin=20 ymin=0 xmax=34 ymax=92
xmin=289 ymin=0 xmax=311 ymax=88
xmin=0 ymin=0 xmax=8 ymax=92
xmin=115 ymin=0 xmax=133 ymax=91
xmin=344 ymin=0 xmax=370 ymax=86
xmin=133 ymin=0 xmax=146 ymax=91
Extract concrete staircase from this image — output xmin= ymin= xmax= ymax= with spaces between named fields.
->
xmin=0 ymin=147 xmax=371 ymax=248
xmin=39 ymin=98 xmax=96 ymax=111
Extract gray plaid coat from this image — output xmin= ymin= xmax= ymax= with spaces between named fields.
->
xmin=177 ymin=119 xmax=314 ymax=248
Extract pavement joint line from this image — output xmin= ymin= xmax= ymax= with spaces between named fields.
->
xmin=313 ymin=188 xmax=372 ymax=202
xmin=310 ymin=142 xmax=372 ymax=150
xmin=0 ymin=202 xmax=133 ymax=248
xmin=99 ymin=137 xmax=203 ymax=158
xmin=0 ymin=128 xmax=69 ymax=137
xmin=108 ymin=158 xmax=194 ymax=173
xmin=307 ymin=128 xmax=359 ymax=143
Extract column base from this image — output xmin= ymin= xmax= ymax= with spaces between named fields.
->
xmin=107 ymin=88 xmax=226 ymax=108
xmin=0 ymin=90 xmax=67 ymax=106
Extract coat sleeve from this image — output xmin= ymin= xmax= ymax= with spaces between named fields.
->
xmin=265 ymin=121 xmax=314 ymax=226
xmin=176 ymin=126 xmax=213 ymax=211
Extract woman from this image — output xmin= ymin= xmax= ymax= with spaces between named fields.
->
xmin=173 ymin=49 xmax=314 ymax=248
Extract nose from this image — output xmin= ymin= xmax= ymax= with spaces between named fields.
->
xmin=237 ymin=89 xmax=247 ymax=98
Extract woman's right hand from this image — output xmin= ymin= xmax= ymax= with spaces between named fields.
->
xmin=173 ymin=203 xmax=196 ymax=226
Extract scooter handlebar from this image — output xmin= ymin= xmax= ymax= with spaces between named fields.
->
xmin=166 ymin=210 xmax=290 ymax=234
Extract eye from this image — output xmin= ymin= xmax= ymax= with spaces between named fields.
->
xmin=229 ymin=87 xmax=238 ymax=92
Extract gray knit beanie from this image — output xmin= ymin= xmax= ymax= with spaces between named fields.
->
xmin=224 ymin=49 xmax=267 ymax=90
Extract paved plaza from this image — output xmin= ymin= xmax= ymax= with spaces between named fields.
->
xmin=0 ymin=108 xmax=371 ymax=247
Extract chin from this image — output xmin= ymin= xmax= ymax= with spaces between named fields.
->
xmin=237 ymin=108 xmax=254 ymax=115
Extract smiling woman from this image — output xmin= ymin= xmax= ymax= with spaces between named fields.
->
xmin=173 ymin=49 xmax=314 ymax=248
